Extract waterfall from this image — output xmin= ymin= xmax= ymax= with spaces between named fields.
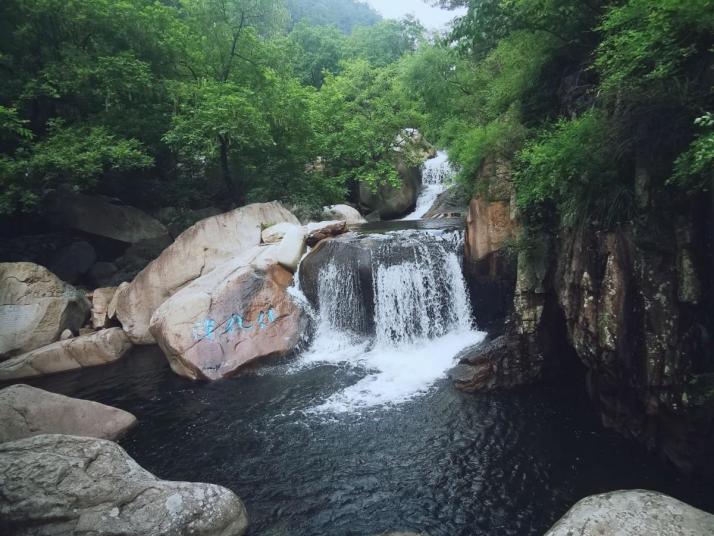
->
xmin=401 ymin=151 xmax=454 ymax=220
xmin=294 ymin=229 xmax=485 ymax=413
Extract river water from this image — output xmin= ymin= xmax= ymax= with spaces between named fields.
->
xmin=20 ymin=216 xmax=714 ymax=535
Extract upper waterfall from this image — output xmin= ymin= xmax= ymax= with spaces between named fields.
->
xmin=401 ymin=151 xmax=454 ymax=221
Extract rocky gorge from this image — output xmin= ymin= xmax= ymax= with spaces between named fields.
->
xmin=0 ymin=148 xmax=712 ymax=535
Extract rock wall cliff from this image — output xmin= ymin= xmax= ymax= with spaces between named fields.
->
xmin=462 ymin=158 xmax=714 ymax=475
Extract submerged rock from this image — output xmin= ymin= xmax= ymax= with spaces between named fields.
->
xmin=0 ymin=328 xmax=132 ymax=380
xmin=0 ymin=384 xmax=136 ymax=442
xmin=0 ymin=434 xmax=248 ymax=536
xmin=545 ymin=490 xmax=714 ymax=536
xmin=150 ymin=251 xmax=306 ymax=381
xmin=0 ymin=262 xmax=90 ymax=360
xmin=116 ymin=201 xmax=299 ymax=345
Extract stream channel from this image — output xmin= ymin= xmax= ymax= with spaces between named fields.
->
xmin=21 ymin=154 xmax=713 ymax=535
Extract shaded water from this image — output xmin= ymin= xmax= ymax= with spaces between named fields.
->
xmin=10 ymin=211 xmax=714 ymax=535
xmin=22 ymin=348 xmax=713 ymax=536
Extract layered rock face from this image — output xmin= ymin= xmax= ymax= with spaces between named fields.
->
xmin=116 ymin=201 xmax=299 ymax=344
xmin=0 ymin=328 xmax=132 ymax=380
xmin=0 ymin=384 xmax=136 ymax=442
xmin=0 ymin=262 xmax=90 ymax=359
xmin=552 ymin=221 xmax=713 ymax=473
xmin=0 ymin=434 xmax=248 ymax=536
xmin=460 ymin=147 xmax=713 ymax=473
xmin=545 ymin=490 xmax=714 ymax=536
xmin=463 ymin=157 xmax=518 ymax=328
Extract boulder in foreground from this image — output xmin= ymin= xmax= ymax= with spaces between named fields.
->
xmin=0 ymin=262 xmax=90 ymax=360
xmin=0 ymin=328 xmax=131 ymax=380
xmin=0 ymin=384 xmax=136 ymax=442
xmin=0 ymin=434 xmax=248 ymax=536
xmin=545 ymin=490 xmax=714 ymax=536
xmin=116 ymin=201 xmax=299 ymax=345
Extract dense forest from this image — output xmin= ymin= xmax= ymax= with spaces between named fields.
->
xmin=1 ymin=0 xmax=711 ymax=229
xmin=0 ymin=0 xmax=425 ymax=221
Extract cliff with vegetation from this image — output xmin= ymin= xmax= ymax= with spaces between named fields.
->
xmin=418 ymin=0 xmax=713 ymax=474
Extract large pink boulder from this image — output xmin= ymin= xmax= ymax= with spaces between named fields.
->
xmin=115 ymin=202 xmax=299 ymax=344
xmin=150 ymin=254 xmax=306 ymax=381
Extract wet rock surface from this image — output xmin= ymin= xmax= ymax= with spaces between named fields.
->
xmin=450 ymin=335 xmax=546 ymax=392
xmin=0 ymin=384 xmax=136 ymax=442
xmin=0 ymin=434 xmax=248 ymax=536
xmin=358 ymin=161 xmax=422 ymax=219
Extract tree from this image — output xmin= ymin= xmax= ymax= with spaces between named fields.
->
xmin=288 ymin=22 xmax=346 ymax=87
xmin=314 ymin=60 xmax=422 ymax=192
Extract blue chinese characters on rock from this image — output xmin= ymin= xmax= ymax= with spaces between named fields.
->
xmin=192 ymin=308 xmax=277 ymax=342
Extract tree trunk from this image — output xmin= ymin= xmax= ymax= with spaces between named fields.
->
xmin=219 ymin=136 xmax=243 ymax=205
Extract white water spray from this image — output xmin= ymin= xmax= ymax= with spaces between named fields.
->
xmin=292 ymin=229 xmax=485 ymax=413
xmin=401 ymin=151 xmax=455 ymax=221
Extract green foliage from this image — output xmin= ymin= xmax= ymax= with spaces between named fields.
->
xmin=514 ymin=111 xmax=633 ymax=228
xmin=671 ymin=113 xmax=714 ymax=193
xmin=596 ymin=0 xmax=714 ymax=100
xmin=346 ymin=19 xmax=425 ymax=67
xmin=288 ymin=22 xmax=345 ymax=87
xmin=314 ymin=60 xmax=421 ymax=191
xmin=0 ymin=121 xmax=152 ymax=214
xmin=449 ymin=115 xmax=527 ymax=195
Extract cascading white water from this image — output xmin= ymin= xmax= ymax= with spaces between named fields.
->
xmin=293 ymin=229 xmax=485 ymax=413
xmin=401 ymin=150 xmax=455 ymax=220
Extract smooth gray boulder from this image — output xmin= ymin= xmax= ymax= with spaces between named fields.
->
xmin=0 ymin=434 xmax=248 ymax=536
xmin=0 ymin=262 xmax=90 ymax=360
xmin=0 ymin=384 xmax=136 ymax=442
xmin=545 ymin=490 xmax=714 ymax=536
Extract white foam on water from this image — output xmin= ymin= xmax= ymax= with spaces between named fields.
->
xmin=303 ymin=328 xmax=485 ymax=413
xmin=287 ymin=228 xmax=486 ymax=414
